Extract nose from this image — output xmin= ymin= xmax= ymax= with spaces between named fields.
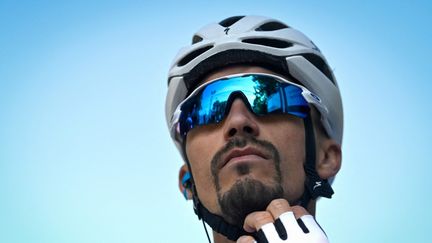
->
xmin=223 ymin=98 xmax=260 ymax=140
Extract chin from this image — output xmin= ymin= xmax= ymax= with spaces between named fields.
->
xmin=217 ymin=176 xmax=284 ymax=226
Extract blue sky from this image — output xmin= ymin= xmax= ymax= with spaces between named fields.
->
xmin=1 ymin=1 xmax=431 ymax=242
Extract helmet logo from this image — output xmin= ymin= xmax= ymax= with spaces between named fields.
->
xmin=313 ymin=181 xmax=322 ymax=190
xmin=224 ymin=27 xmax=230 ymax=35
xmin=310 ymin=41 xmax=321 ymax=52
xmin=310 ymin=92 xmax=321 ymax=102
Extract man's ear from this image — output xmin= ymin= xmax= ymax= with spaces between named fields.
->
xmin=178 ymin=164 xmax=192 ymax=200
xmin=316 ymin=138 xmax=342 ymax=179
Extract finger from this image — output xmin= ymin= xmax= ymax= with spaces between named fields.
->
xmin=265 ymin=199 xmax=292 ymax=240
xmin=243 ymin=211 xmax=274 ymax=233
xmin=291 ymin=206 xmax=312 ymax=233
xmin=291 ymin=205 xmax=310 ymax=219
xmin=257 ymin=222 xmax=280 ymax=242
xmin=278 ymin=211 xmax=302 ymax=236
xmin=266 ymin=198 xmax=291 ymax=219
xmin=299 ymin=215 xmax=327 ymax=239
xmin=236 ymin=235 xmax=256 ymax=243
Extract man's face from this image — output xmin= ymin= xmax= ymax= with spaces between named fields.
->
xmin=184 ymin=66 xmax=307 ymax=226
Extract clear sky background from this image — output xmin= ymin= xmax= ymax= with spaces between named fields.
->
xmin=1 ymin=1 xmax=431 ymax=242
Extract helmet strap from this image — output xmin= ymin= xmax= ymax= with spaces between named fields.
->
xmin=299 ymin=113 xmax=334 ymax=208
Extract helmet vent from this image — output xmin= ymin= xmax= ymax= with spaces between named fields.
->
xmin=219 ymin=16 xmax=245 ymax=27
xmin=177 ymin=45 xmax=213 ymax=67
xmin=255 ymin=21 xmax=289 ymax=31
xmin=301 ymin=53 xmax=336 ymax=84
xmin=192 ymin=35 xmax=203 ymax=44
xmin=242 ymin=38 xmax=293 ymax=49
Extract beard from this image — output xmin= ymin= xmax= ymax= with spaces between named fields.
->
xmin=218 ymin=177 xmax=284 ymax=227
xmin=211 ymin=136 xmax=284 ymax=227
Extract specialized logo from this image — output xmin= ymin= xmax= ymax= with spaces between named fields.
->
xmin=313 ymin=181 xmax=322 ymax=190
xmin=224 ymin=27 xmax=230 ymax=35
xmin=310 ymin=40 xmax=321 ymax=52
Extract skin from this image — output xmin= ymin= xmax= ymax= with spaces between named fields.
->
xmin=178 ymin=65 xmax=342 ymax=243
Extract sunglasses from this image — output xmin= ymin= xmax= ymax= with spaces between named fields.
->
xmin=170 ymin=73 xmax=325 ymax=141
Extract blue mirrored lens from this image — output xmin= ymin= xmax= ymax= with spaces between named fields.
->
xmin=179 ymin=74 xmax=309 ymax=136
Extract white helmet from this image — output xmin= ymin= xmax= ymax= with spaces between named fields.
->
xmin=165 ymin=15 xmax=343 ymax=147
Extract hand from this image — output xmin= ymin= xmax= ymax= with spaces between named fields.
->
xmin=236 ymin=199 xmax=328 ymax=243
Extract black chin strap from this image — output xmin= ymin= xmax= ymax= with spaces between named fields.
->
xmin=194 ymin=196 xmax=253 ymax=241
xmin=182 ymin=113 xmax=334 ymax=242
xmin=300 ymin=114 xmax=334 ymax=208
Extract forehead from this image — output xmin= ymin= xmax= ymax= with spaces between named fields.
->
xmin=201 ymin=65 xmax=288 ymax=85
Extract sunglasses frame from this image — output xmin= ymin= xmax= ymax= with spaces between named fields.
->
xmin=170 ymin=73 xmax=328 ymax=143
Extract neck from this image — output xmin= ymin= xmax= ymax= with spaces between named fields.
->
xmin=213 ymin=232 xmax=234 ymax=243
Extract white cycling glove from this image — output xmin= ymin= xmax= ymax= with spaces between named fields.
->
xmin=254 ymin=212 xmax=328 ymax=243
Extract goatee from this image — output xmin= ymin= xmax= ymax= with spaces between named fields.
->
xmin=211 ymin=136 xmax=284 ymax=227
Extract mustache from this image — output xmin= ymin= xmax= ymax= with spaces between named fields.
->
xmin=210 ymin=136 xmax=280 ymax=185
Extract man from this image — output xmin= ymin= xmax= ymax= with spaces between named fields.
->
xmin=165 ymin=15 xmax=343 ymax=243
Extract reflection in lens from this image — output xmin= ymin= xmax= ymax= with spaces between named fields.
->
xmin=179 ymin=74 xmax=310 ymax=135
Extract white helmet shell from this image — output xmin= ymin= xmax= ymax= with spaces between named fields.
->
xmin=166 ymin=15 xmax=343 ymax=146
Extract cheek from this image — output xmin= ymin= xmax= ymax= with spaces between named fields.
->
xmin=185 ymin=130 xmax=221 ymax=209
xmin=264 ymin=121 xmax=306 ymax=197
xmin=185 ymin=135 xmax=213 ymax=183
xmin=185 ymin=129 xmax=218 ymax=172
xmin=279 ymin=132 xmax=305 ymax=167
xmin=277 ymin=133 xmax=305 ymax=180
xmin=264 ymin=120 xmax=305 ymax=166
